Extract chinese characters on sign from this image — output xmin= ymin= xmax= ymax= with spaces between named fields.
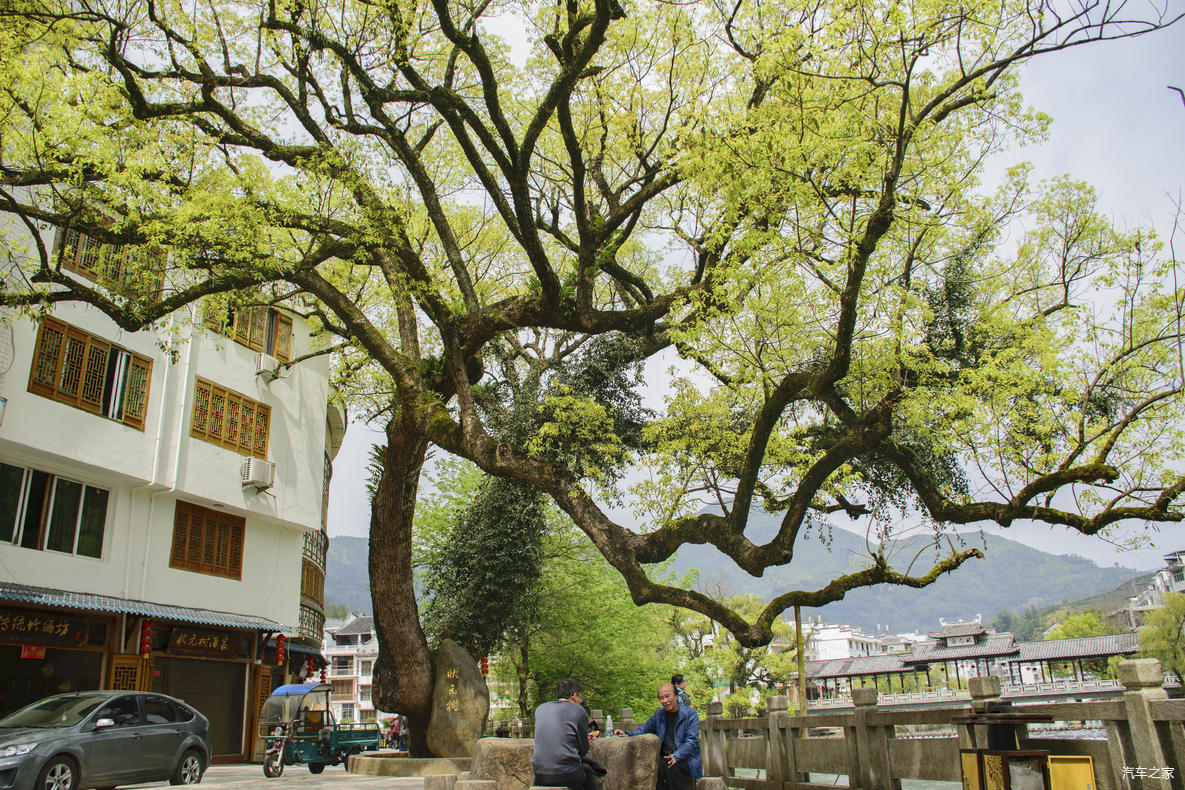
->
xmin=168 ymin=627 xmax=251 ymax=659
xmin=1124 ymin=767 xmax=1176 ymax=780
xmin=0 ymin=609 xmax=88 ymax=647
xmin=445 ymin=667 xmax=460 ymax=712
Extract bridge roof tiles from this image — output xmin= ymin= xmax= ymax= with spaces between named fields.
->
xmin=927 ymin=620 xmax=988 ymax=639
xmin=906 ymin=633 xmax=1016 ymax=662
xmin=806 ymin=654 xmax=909 ymax=679
xmin=1014 ymin=632 xmax=1139 ymax=661
xmin=805 ymin=632 xmax=1141 ymax=680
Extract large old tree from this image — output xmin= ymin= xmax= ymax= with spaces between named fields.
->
xmin=2 ymin=0 xmax=1183 ymax=753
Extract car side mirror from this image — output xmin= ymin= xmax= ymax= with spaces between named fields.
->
xmin=94 ymin=718 xmax=115 ymax=729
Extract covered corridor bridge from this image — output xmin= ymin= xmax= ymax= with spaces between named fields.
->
xmin=804 ymin=620 xmax=1140 ymax=704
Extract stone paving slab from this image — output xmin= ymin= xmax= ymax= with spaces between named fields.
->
xmin=124 ymin=762 xmax=426 ymax=790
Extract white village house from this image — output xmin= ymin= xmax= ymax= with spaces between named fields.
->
xmin=0 ymin=221 xmax=343 ymax=762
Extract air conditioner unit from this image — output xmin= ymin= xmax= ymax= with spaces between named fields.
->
xmin=241 ymin=457 xmax=275 ymax=490
xmin=255 ymin=353 xmax=281 ymax=382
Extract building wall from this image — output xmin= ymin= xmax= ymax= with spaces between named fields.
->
xmin=0 ymin=299 xmax=327 ymax=628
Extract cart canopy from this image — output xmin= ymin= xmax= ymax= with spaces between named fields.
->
xmin=259 ymin=683 xmax=333 ymax=731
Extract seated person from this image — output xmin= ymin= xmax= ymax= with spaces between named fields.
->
xmin=531 ymin=678 xmax=599 ymax=790
xmin=616 ymin=683 xmax=701 ymax=790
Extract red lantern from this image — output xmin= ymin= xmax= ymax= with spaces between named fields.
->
xmin=305 ymin=657 xmax=315 ymax=677
xmin=480 ymin=654 xmax=489 ymax=676
xmin=275 ymin=633 xmax=287 ymax=665
xmin=320 ymin=666 xmax=327 ymax=682
xmin=140 ymin=619 xmax=154 ymax=656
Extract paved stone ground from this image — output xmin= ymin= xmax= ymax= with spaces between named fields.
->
xmin=127 ymin=762 xmax=426 ymax=790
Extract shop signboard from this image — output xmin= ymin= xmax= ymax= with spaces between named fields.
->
xmin=0 ymin=609 xmax=88 ymax=647
xmin=168 ymin=627 xmax=252 ymax=659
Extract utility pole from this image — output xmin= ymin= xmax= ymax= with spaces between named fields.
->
xmin=795 ymin=605 xmax=808 ymax=714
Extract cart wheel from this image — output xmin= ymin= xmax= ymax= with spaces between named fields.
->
xmin=263 ymin=754 xmax=284 ymax=778
xmin=308 ymin=763 xmax=325 ymax=775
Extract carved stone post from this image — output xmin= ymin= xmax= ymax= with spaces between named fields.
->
xmin=959 ymin=677 xmax=1002 ymax=750
xmin=704 ymin=701 xmax=726 ymax=781
xmin=1119 ymin=659 xmax=1171 ymax=790
xmin=850 ymin=687 xmax=877 ymax=790
xmin=620 ymin=707 xmax=636 ymax=732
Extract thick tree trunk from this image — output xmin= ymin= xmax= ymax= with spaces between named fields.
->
xmin=369 ymin=417 xmax=435 ymax=756
xmin=516 ymin=637 xmax=531 ymax=718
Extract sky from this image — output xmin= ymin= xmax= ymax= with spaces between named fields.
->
xmin=326 ymin=18 xmax=1185 ymax=573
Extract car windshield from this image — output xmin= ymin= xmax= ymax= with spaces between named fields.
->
xmin=0 ymin=694 xmax=109 ymax=728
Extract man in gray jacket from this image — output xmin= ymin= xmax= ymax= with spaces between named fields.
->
xmin=532 ymin=677 xmax=599 ymax=790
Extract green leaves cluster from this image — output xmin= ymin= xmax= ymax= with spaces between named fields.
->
xmin=1139 ymin=592 xmax=1185 ymax=684
xmin=2 ymin=0 xmax=1182 ymax=657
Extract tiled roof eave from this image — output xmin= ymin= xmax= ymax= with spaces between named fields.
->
xmin=0 ymin=581 xmax=285 ymax=632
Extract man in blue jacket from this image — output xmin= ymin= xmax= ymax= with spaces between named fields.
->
xmin=615 ymin=683 xmax=701 ymax=790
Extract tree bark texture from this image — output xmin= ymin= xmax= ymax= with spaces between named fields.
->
xmin=369 ymin=417 xmax=434 ymax=756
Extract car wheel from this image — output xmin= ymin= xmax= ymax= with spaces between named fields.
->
xmin=36 ymin=757 xmax=78 ymax=790
xmin=308 ymin=762 xmax=325 ymax=774
xmin=169 ymin=749 xmax=205 ymax=785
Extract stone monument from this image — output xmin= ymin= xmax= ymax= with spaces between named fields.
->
xmin=426 ymin=639 xmax=490 ymax=756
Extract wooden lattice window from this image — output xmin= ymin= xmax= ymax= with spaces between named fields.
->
xmin=109 ymin=655 xmax=144 ymax=691
xmin=170 ymin=500 xmax=245 ymax=579
xmin=55 ymin=228 xmax=165 ymax=301
xmin=298 ymin=603 xmax=323 ymax=643
xmin=229 ymin=307 xmax=293 ymax=362
xmin=300 ymin=557 xmax=325 ymax=604
xmin=29 ymin=317 xmax=151 ymax=429
xmin=190 ymin=377 xmax=270 ymax=459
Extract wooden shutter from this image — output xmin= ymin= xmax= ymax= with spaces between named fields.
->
xmin=29 ymin=319 xmax=66 ymax=396
xmin=170 ymin=504 xmax=193 ymax=567
xmin=233 ymin=309 xmax=252 ymax=344
xmin=207 ymin=384 xmax=227 ymax=442
xmin=252 ymin=405 xmax=270 ymax=459
xmin=171 ymin=501 xmax=245 ymax=579
xmin=273 ymin=313 xmax=293 ymax=362
xmin=191 ymin=377 xmax=269 ymax=459
xmin=56 ymin=329 xmax=87 ymax=400
xmin=79 ymin=339 xmax=110 ymax=413
xmin=55 ymin=229 xmax=81 ymax=270
xmin=248 ymin=308 xmax=267 ymax=350
xmin=224 ymin=395 xmax=242 ymax=448
xmin=227 ymin=520 xmax=244 ymax=579
xmin=122 ymin=355 xmax=152 ymax=429
xmin=238 ymin=403 xmax=256 ymax=456
xmin=191 ymin=379 xmax=212 ymax=438
xmin=79 ymin=234 xmax=105 ymax=277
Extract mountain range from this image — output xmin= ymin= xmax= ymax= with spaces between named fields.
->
xmin=325 ymin=514 xmax=1144 ymax=633
xmin=663 ymin=510 xmax=1141 ymax=632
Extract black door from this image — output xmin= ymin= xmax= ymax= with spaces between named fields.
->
xmin=156 ymin=657 xmax=245 ymax=758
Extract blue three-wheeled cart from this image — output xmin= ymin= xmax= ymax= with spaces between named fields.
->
xmin=259 ymin=683 xmax=381 ymax=776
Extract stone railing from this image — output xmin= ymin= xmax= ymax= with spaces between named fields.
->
xmin=698 ymin=659 xmax=1183 ymax=790
xmin=491 ymin=660 xmax=1183 ymax=790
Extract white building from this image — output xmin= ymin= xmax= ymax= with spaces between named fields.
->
xmin=792 ymin=620 xmax=891 ymax=661
xmin=322 ymin=615 xmax=388 ymax=724
xmin=0 ymin=222 xmax=343 ymax=761
xmin=1108 ymin=549 xmax=1185 ymax=630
